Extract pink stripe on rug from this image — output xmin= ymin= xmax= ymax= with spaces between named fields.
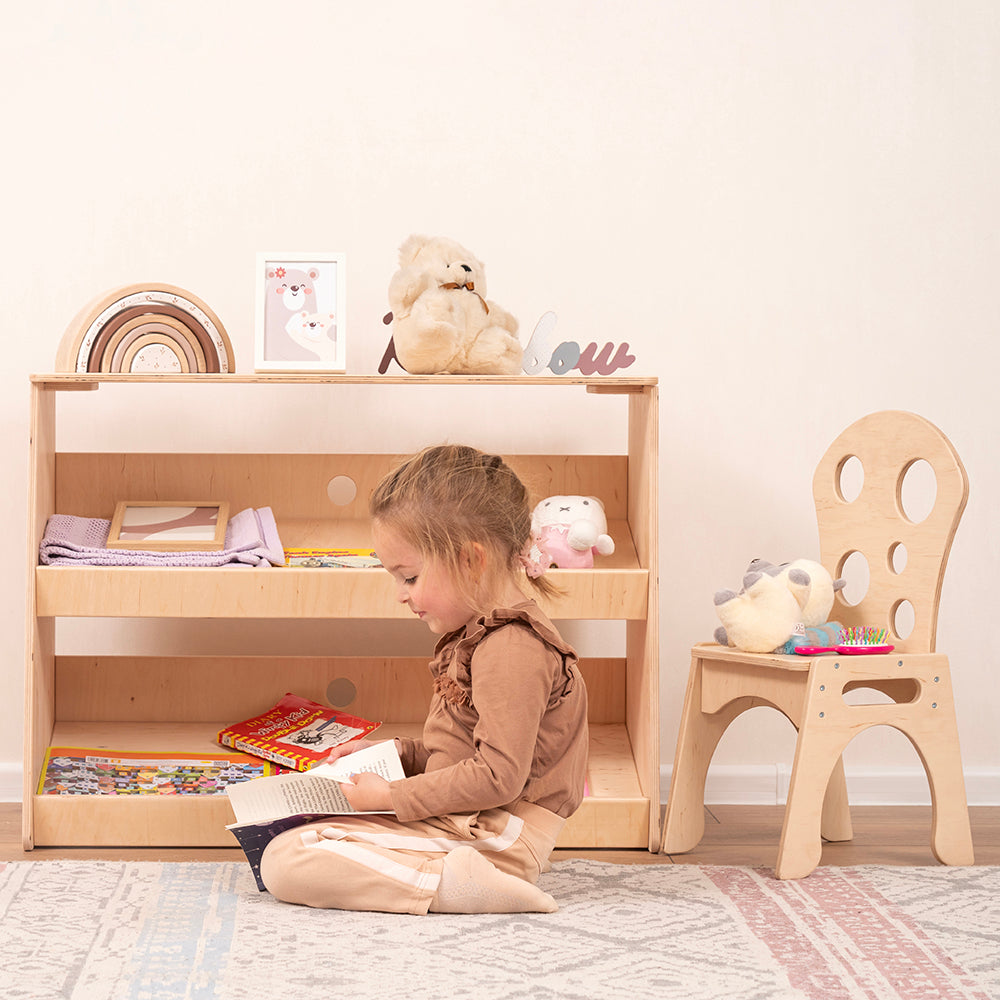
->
xmin=705 ymin=867 xmax=991 ymax=1000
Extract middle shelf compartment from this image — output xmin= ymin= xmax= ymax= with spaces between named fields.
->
xmin=39 ymin=450 xmax=648 ymax=619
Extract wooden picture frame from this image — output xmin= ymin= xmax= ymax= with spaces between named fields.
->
xmin=107 ymin=501 xmax=230 ymax=551
xmin=255 ymin=252 xmax=346 ymax=373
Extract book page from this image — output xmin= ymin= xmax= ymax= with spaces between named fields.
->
xmin=227 ymin=740 xmax=404 ymax=824
xmin=310 ymin=740 xmax=405 ymax=784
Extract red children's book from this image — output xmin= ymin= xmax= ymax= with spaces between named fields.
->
xmin=217 ymin=692 xmax=380 ymax=771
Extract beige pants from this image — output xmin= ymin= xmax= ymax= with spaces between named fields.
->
xmin=260 ymin=801 xmax=564 ymax=914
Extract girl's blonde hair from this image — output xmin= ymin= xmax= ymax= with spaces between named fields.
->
xmin=370 ymin=444 xmax=558 ymax=612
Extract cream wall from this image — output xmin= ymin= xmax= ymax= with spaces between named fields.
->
xmin=1 ymin=1 xmax=998 ymax=803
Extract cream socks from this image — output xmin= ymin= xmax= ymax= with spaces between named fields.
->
xmin=429 ymin=846 xmax=558 ymax=914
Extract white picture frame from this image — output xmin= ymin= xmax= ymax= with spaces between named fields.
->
xmin=254 ymin=252 xmax=346 ymax=373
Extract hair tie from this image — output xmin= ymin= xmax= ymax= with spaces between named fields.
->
xmin=519 ymin=547 xmax=547 ymax=580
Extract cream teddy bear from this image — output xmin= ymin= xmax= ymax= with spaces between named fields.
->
xmin=386 ymin=234 xmax=521 ymax=375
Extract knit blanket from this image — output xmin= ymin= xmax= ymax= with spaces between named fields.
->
xmin=39 ymin=507 xmax=285 ymax=567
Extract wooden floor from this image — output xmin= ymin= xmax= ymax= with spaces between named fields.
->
xmin=3 ymin=803 xmax=999 ymax=867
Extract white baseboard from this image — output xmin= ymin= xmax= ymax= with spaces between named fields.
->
xmin=659 ymin=765 xmax=1000 ymax=807
xmin=0 ymin=763 xmax=22 ymax=803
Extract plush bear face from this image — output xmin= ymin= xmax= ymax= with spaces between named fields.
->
xmin=397 ymin=234 xmax=488 ymax=301
xmin=531 ymin=495 xmax=608 ymax=533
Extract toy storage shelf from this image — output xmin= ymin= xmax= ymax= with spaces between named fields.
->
xmin=24 ymin=374 xmax=659 ymax=851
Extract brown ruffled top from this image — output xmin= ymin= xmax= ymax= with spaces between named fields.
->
xmin=391 ymin=601 xmax=589 ymax=823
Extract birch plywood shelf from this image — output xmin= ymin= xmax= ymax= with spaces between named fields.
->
xmin=24 ymin=375 xmax=659 ymax=852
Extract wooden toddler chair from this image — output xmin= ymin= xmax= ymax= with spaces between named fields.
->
xmin=660 ymin=410 xmax=975 ymax=878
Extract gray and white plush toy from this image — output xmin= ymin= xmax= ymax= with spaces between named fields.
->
xmin=713 ymin=557 xmax=845 ymax=653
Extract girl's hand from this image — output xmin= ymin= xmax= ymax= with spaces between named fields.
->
xmin=325 ymin=738 xmax=379 ymax=765
xmin=340 ymin=772 xmax=393 ymax=812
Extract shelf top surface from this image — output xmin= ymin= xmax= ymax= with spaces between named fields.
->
xmin=31 ymin=373 xmax=657 ymax=390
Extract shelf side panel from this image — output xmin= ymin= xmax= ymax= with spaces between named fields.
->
xmin=627 ymin=386 xmax=661 ymax=850
xmin=24 ymin=384 xmax=58 ymax=849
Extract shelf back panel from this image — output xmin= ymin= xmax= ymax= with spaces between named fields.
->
xmin=53 ymin=655 xmax=627 ymax=726
xmin=55 ymin=453 xmax=629 ymax=522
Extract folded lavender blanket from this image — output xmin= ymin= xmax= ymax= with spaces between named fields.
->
xmin=39 ymin=507 xmax=285 ymax=567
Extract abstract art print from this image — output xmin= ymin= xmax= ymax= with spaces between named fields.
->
xmin=106 ymin=501 xmax=230 ymax=551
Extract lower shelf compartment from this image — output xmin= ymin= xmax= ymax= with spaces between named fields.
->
xmin=28 ymin=722 xmax=651 ymax=850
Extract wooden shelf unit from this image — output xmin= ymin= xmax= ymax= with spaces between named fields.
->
xmin=24 ymin=374 xmax=659 ymax=851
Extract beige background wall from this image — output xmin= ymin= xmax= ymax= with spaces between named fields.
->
xmin=1 ymin=1 xmax=997 ymax=802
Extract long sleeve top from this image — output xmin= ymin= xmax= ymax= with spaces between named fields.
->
xmin=390 ymin=600 xmax=588 ymax=823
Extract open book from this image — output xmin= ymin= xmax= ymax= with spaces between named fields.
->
xmin=226 ymin=740 xmax=405 ymax=891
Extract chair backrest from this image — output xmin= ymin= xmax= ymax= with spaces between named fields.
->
xmin=812 ymin=410 xmax=968 ymax=654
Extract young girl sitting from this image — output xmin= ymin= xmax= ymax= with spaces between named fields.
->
xmin=260 ymin=444 xmax=589 ymax=914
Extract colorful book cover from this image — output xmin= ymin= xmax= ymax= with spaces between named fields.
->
xmin=37 ymin=747 xmax=281 ymax=796
xmin=283 ymin=548 xmax=382 ymax=568
xmin=228 ymin=813 xmax=329 ymax=891
xmin=217 ymin=692 xmax=380 ymax=771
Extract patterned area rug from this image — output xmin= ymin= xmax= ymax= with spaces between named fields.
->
xmin=1 ymin=860 xmax=996 ymax=1000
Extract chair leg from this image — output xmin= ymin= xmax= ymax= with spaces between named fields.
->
xmin=820 ymin=756 xmax=853 ymax=843
xmin=905 ymin=683 xmax=975 ymax=866
xmin=660 ymin=657 xmax=752 ymax=854
xmin=925 ymin=754 xmax=975 ymax=866
xmin=775 ymin=723 xmax=850 ymax=879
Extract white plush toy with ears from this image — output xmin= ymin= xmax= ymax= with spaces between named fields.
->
xmin=386 ymin=234 xmax=521 ymax=375
xmin=526 ymin=496 xmax=615 ymax=574
xmin=713 ymin=558 xmax=845 ymax=653
xmin=761 ymin=558 xmax=843 ymax=627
